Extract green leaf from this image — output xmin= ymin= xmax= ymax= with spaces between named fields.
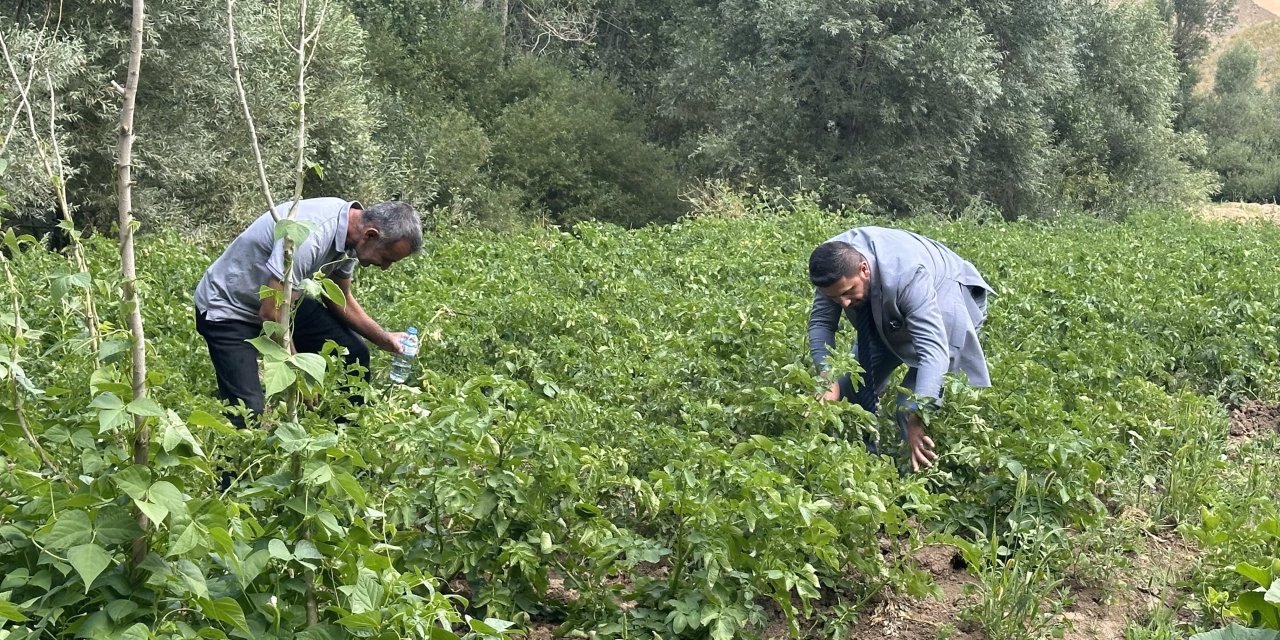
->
xmin=268 ymin=539 xmax=293 ymax=562
xmin=106 ymin=599 xmax=138 ymax=622
xmin=332 ymin=473 xmax=368 ymax=509
xmin=134 ymin=500 xmax=169 ymax=526
xmin=199 ymin=597 xmax=249 ymax=633
xmin=321 ymin=278 xmax=345 ymax=307
xmin=127 ymin=397 xmax=165 ymax=417
xmin=468 ymin=617 xmax=515 ymax=635
xmin=274 ymin=218 xmax=319 ymax=245
xmin=177 ymin=559 xmax=210 ymax=599
xmin=1189 ymin=625 xmax=1280 ymax=640
xmin=0 ymin=599 xmax=29 ymax=622
xmin=1235 ymin=591 xmax=1280 ymax=628
xmin=290 ymin=352 xmax=327 ymax=384
xmin=1237 ymin=563 xmax=1273 ymax=589
xmin=114 ymin=465 xmax=152 ymax=500
xmin=162 ymin=412 xmax=205 ymax=457
xmin=188 ymin=410 xmax=238 ymax=437
xmin=147 ymin=480 xmax=188 ymax=522
xmin=337 ymin=611 xmax=381 ymax=632
xmin=474 ymin=490 xmax=498 ymax=519
xmin=168 ymin=523 xmax=205 ymax=557
xmin=300 ymin=278 xmax=325 ymax=300
xmin=91 ymin=392 xmax=129 ymax=433
xmin=273 ymin=421 xmax=310 ymax=452
xmin=42 ymin=509 xmax=93 ymax=549
xmin=481 ymin=618 xmax=514 ymax=633
xmin=298 ymin=625 xmax=347 ymax=640
xmin=263 ymin=360 xmax=297 ymax=396
xmin=51 ymin=271 xmax=91 ymax=302
xmin=115 ymin=623 xmax=150 ymax=640
xmin=293 ymin=540 xmax=323 ymax=562
xmin=348 ymin=570 xmax=384 ymax=614
xmin=248 ymin=335 xmax=291 ymax=362
xmin=98 ymin=339 xmax=131 ymax=363
xmin=1267 ymin=579 xmax=1280 ymax=605
xmin=302 ymin=461 xmax=333 ymax=485
xmin=316 ymin=510 xmax=345 ymax=537
xmin=94 ymin=506 xmax=144 ymax=545
xmin=67 ymin=543 xmax=114 ymax=593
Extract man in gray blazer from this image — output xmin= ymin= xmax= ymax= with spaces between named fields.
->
xmin=807 ymin=226 xmax=993 ymax=471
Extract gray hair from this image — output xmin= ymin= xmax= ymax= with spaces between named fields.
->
xmin=363 ymin=201 xmax=422 ymax=253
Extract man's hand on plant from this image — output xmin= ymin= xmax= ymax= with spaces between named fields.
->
xmin=905 ymin=412 xmax=938 ymax=472
xmin=817 ymin=381 xmax=841 ymax=402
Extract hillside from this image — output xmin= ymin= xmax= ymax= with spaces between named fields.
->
xmin=1199 ymin=0 xmax=1280 ymax=92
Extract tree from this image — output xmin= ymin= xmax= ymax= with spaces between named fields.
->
xmin=1190 ymin=43 xmax=1280 ymax=202
xmin=1155 ymin=0 xmax=1235 ymax=113
xmin=114 ymin=0 xmax=149 ymax=567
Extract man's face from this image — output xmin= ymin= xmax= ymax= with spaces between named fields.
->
xmin=819 ymin=262 xmax=872 ymax=308
xmin=354 ymin=232 xmax=413 ymax=270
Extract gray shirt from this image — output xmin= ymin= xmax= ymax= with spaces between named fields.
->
xmin=194 ymin=198 xmax=360 ymax=323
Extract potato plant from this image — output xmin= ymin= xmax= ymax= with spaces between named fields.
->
xmin=5 ymin=200 xmax=1280 ymax=638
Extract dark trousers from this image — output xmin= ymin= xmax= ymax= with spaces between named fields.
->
xmin=195 ymin=297 xmax=371 ymax=428
xmin=837 ymin=315 xmax=913 ymax=451
xmin=839 ymin=285 xmax=987 ymax=450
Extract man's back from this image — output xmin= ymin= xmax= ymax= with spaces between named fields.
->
xmin=194 ymin=198 xmax=359 ymax=323
xmin=826 ymin=226 xmax=989 ymax=292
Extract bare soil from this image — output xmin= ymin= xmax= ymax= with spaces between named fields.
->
xmin=1062 ymin=527 xmax=1198 ymax=639
xmin=1061 ymin=586 xmax=1134 ymax=640
xmin=845 ymin=544 xmax=980 ymax=640
xmin=525 ymin=623 xmax=557 ymax=640
xmin=1229 ymin=400 xmax=1280 ymax=444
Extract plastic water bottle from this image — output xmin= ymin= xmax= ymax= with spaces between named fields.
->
xmin=389 ymin=327 xmax=419 ymax=384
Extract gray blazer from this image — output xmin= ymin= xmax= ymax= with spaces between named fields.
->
xmin=808 ymin=226 xmax=994 ymax=401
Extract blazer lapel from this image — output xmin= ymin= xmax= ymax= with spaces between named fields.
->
xmin=870 ymin=274 xmax=888 ymax=345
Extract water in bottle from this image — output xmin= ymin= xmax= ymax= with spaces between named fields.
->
xmin=389 ymin=327 xmax=419 ymax=384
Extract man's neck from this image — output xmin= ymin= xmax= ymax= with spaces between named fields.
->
xmin=346 ymin=208 xmax=363 ymax=247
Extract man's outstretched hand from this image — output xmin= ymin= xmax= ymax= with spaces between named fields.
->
xmin=905 ymin=413 xmax=938 ymax=472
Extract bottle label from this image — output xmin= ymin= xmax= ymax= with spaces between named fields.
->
xmin=402 ymin=335 xmax=419 ymax=358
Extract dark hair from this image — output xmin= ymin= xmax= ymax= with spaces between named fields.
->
xmin=808 ymin=241 xmax=866 ymax=287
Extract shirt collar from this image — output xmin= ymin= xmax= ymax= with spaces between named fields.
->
xmin=336 ymin=200 xmax=361 ymax=253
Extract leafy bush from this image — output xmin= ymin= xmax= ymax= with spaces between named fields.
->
xmin=1188 ymin=43 xmax=1280 ymax=203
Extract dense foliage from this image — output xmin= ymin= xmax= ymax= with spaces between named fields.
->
xmin=1186 ymin=42 xmax=1280 ymax=203
xmin=1 ymin=0 xmax=1251 ymax=232
xmin=4 ymin=195 xmax=1280 ymax=637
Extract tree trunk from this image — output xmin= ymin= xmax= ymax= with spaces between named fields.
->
xmin=500 ymin=0 xmax=510 ymax=44
xmin=116 ymin=0 xmax=149 ymax=566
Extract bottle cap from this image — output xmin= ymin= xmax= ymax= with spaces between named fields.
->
xmin=407 ymin=327 xmax=419 ymax=335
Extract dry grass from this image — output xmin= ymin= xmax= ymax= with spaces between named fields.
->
xmin=1199 ymin=10 xmax=1280 ymax=94
xmin=1200 ymin=201 xmax=1280 ymax=222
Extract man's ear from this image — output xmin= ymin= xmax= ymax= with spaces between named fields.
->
xmin=364 ymin=226 xmax=381 ymax=242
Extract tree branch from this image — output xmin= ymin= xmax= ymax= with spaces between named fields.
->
xmin=0 ymin=24 xmax=101 ymax=359
xmin=227 ymin=0 xmax=278 ymax=219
